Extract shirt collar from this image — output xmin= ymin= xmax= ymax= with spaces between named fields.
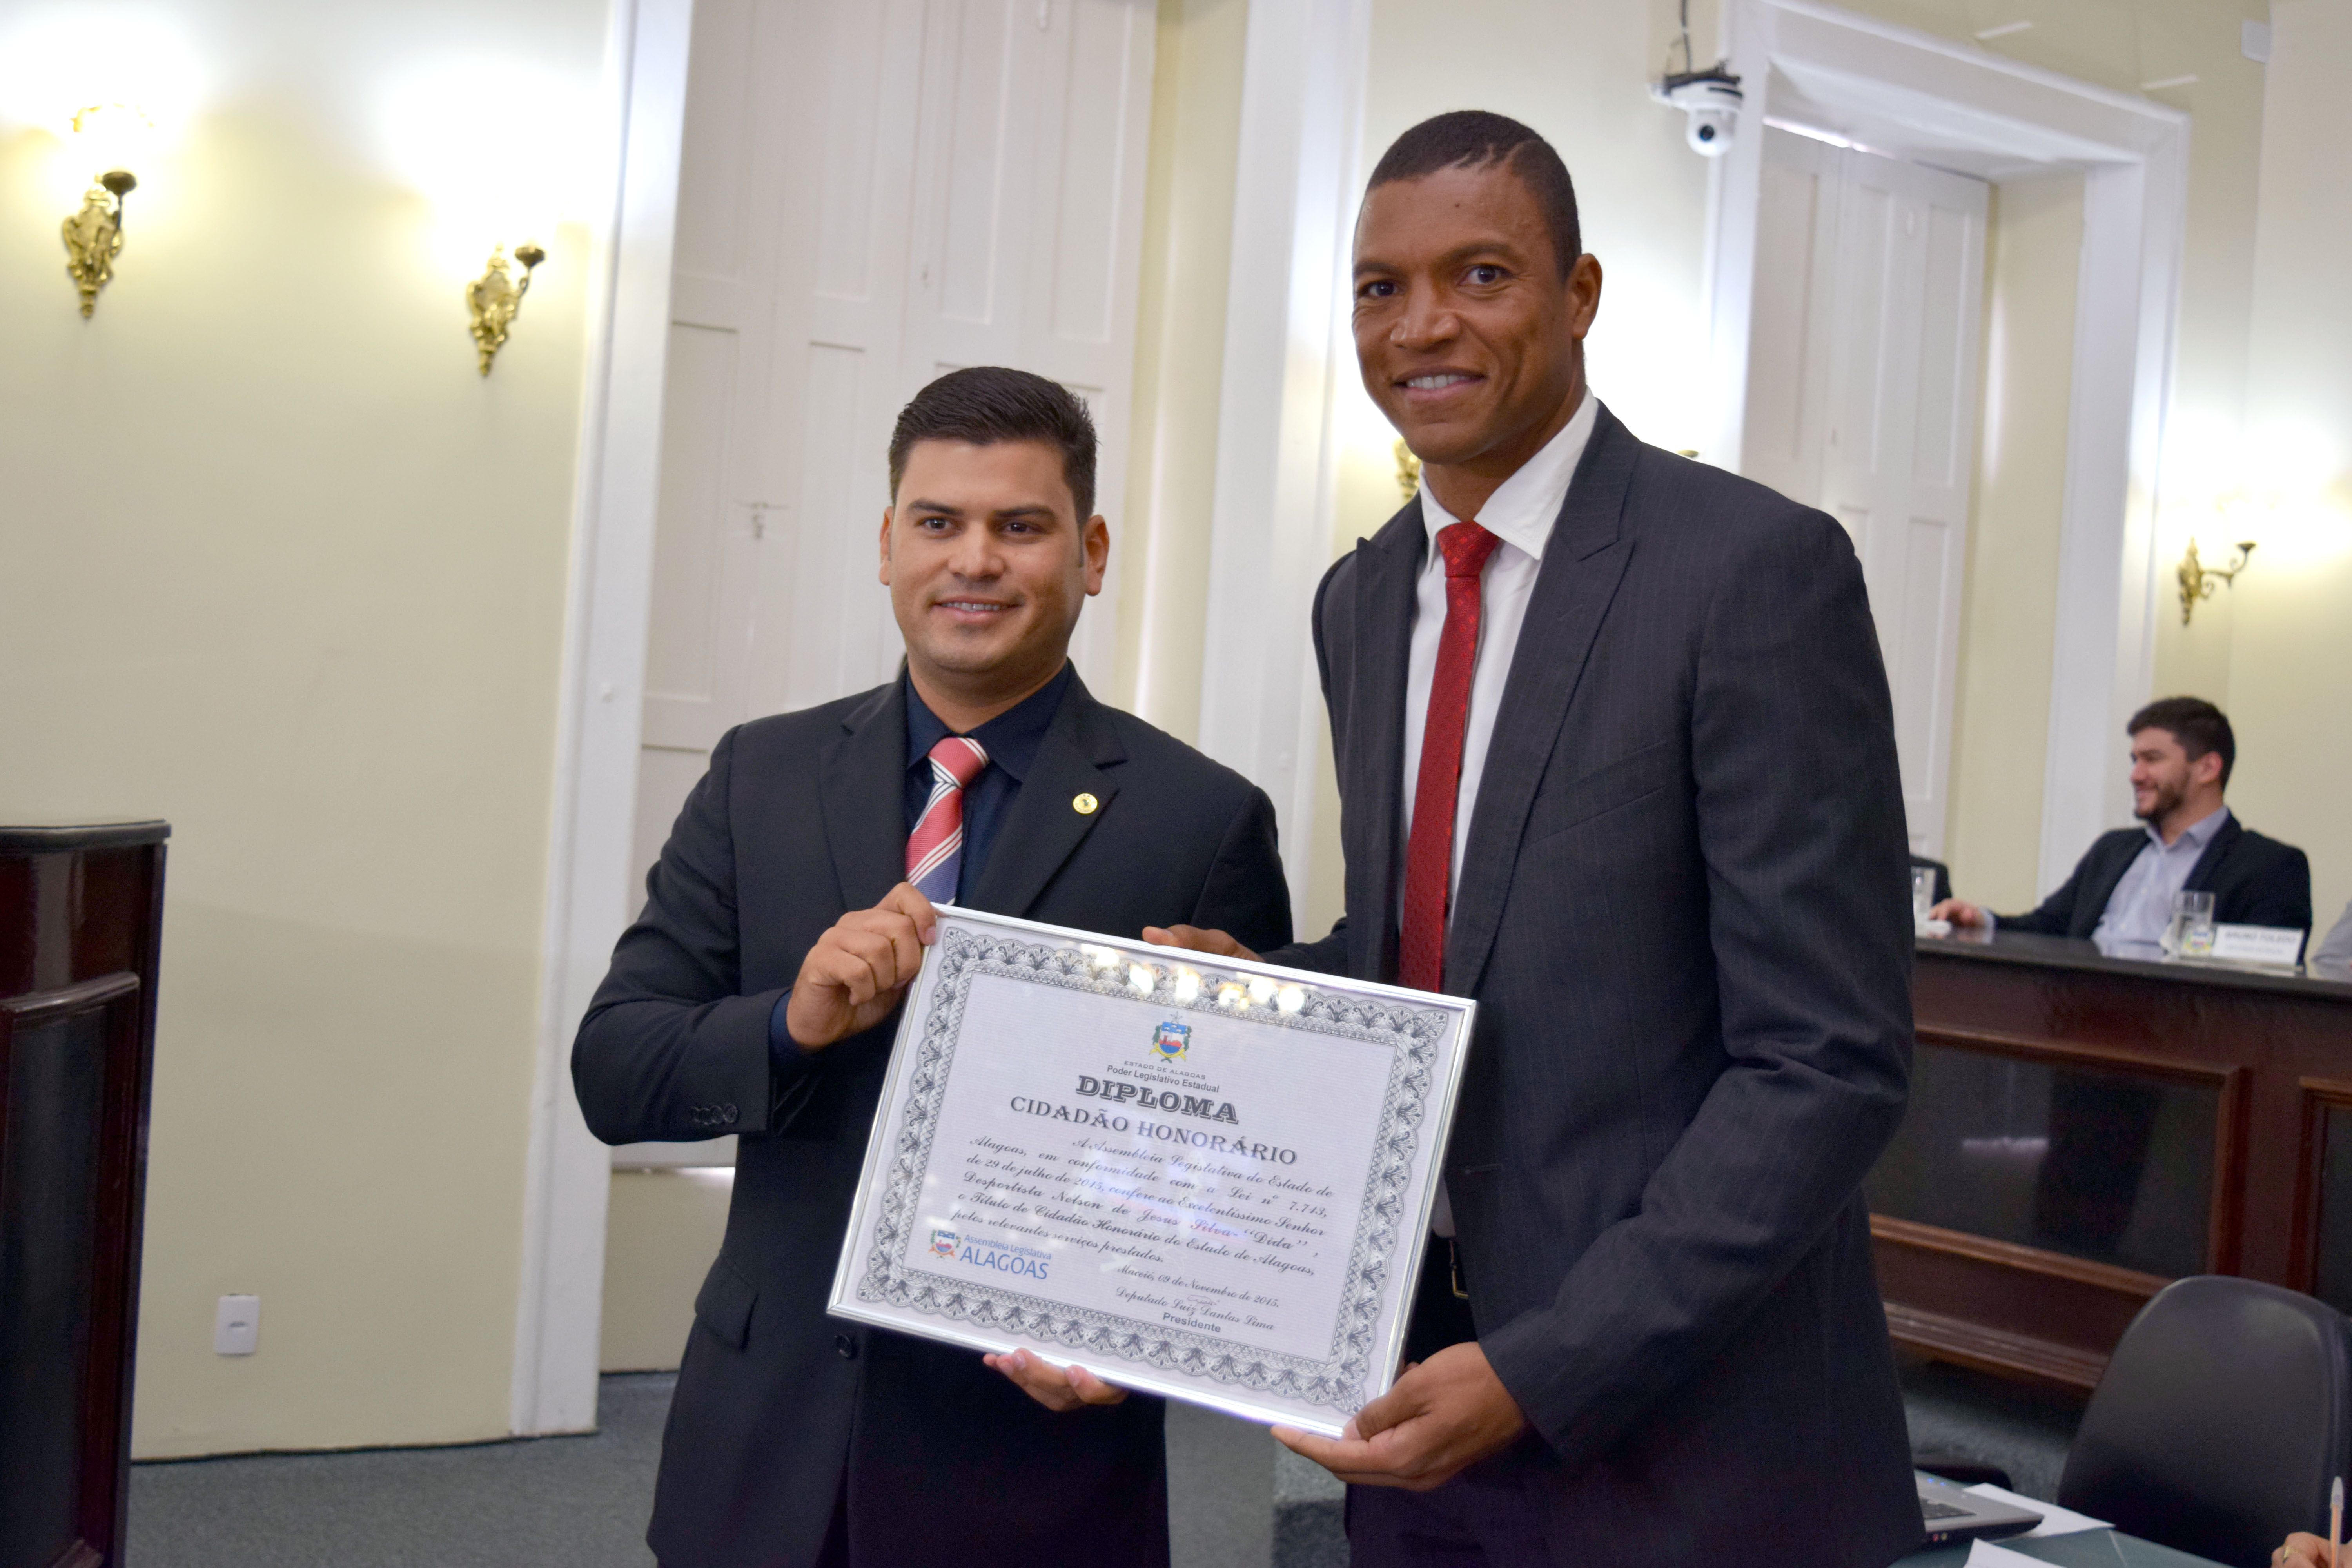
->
xmin=905 ymin=661 xmax=1074 ymax=785
xmin=1417 ymin=390 xmax=1600 ymax=565
xmin=2146 ymin=804 xmax=2231 ymax=851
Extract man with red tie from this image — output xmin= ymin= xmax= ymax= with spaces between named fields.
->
xmin=1153 ymin=112 xmax=1920 ymax=1564
xmin=573 ymin=367 xmax=1291 ymax=1568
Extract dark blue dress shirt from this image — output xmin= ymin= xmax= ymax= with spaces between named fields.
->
xmin=767 ymin=663 xmax=1075 ymax=1062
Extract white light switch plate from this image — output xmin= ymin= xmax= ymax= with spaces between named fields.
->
xmin=214 ymin=1294 xmax=260 ymax=1355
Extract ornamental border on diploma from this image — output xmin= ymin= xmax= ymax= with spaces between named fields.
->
xmin=856 ymin=926 xmax=1454 ymax=1415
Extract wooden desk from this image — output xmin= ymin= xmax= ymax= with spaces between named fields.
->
xmin=1 ymin=820 xmax=169 ymax=1568
xmin=1874 ymin=929 xmax=2352 ymax=1390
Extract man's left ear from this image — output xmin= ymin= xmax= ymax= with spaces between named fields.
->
xmin=2196 ymin=751 xmax=2225 ymax=786
xmin=1083 ymin=514 xmax=1110 ymax=597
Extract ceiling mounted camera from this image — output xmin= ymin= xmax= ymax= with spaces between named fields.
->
xmin=1651 ymin=68 xmax=1745 ymax=157
xmin=1650 ymin=0 xmax=1743 ymax=158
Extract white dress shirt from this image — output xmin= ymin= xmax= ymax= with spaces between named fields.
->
xmin=1400 ymin=392 xmax=1597 ymax=1238
xmin=1400 ymin=390 xmax=1600 ymax=908
xmin=2090 ymin=806 xmax=2231 ymax=960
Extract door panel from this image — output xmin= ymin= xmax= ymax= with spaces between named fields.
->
xmin=1743 ymin=127 xmax=1987 ymax=856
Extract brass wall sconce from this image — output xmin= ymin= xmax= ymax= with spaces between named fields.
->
xmin=1394 ymin=439 xmax=1422 ymax=504
xmin=62 ymin=168 xmax=137 ymax=316
xmin=57 ymin=103 xmax=151 ymax=318
xmin=2177 ymin=538 xmax=2255 ymax=624
xmin=466 ymin=243 xmax=546 ymax=374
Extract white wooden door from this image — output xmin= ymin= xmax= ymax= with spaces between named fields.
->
xmin=632 ymin=0 xmax=1157 ymax=887
xmin=1742 ymin=127 xmax=1987 ymax=857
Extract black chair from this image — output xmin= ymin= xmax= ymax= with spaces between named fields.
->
xmin=2058 ymin=1276 xmax=2352 ymax=1567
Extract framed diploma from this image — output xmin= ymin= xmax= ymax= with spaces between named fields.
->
xmin=828 ymin=907 xmax=1476 ymax=1436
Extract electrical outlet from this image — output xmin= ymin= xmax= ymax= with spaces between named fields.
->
xmin=214 ymin=1294 xmax=260 ymax=1356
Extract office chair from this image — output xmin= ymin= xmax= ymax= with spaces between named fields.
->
xmin=2059 ymin=1276 xmax=2352 ymax=1568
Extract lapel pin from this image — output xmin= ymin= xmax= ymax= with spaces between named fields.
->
xmin=1072 ymin=792 xmax=1099 ymax=815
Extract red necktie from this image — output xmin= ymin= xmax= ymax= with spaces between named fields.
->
xmin=1399 ymin=522 xmax=1501 ymax=992
xmin=906 ymin=736 xmax=989 ymax=904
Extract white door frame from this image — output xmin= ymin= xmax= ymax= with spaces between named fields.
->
xmin=510 ymin=0 xmax=694 ymax=1436
xmin=1706 ymin=0 xmax=2189 ymax=896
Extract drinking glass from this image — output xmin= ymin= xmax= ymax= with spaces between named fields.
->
xmin=2165 ymin=890 xmax=2217 ymax=958
xmin=1911 ymin=866 xmax=1938 ymax=924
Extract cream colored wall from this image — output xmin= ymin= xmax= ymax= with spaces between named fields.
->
xmin=2222 ymin=0 xmax=2352 ymax=942
xmin=1942 ymin=174 xmax=2083 ymax=915
xmin=600 ymin=1169 xmax=733 ymax=1372
xmin=0 ymin=2 xmax=604 ymax=1456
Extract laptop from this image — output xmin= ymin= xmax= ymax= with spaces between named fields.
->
xmin=1916 ymin=1472 xmax=2044 ymax=1545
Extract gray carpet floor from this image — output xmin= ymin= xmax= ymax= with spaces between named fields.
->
xmin=129 ymin=1361 xmax=2085 ymax=1567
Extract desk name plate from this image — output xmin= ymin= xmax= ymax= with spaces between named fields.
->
xmin=828 ymin=907 xmax=1476 ymax=1435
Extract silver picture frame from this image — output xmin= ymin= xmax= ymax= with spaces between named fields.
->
xmin=826 ymin=906 xmax=1477 ymax=1434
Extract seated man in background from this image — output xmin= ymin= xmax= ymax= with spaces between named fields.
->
xmin=1933 ymin=696 xmax=2311 ymax=959
xmin=572 ymin=367 xmax=1293 ymax=1568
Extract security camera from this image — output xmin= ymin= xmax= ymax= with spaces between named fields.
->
xmin=1650 ymin=67 xmax=1743 ymax=158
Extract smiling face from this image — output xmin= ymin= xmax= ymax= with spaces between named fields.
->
xmin=2128 ymin=726 xmax=2225 ymax=831
xmin=1352 ymin=160 xmax=1603 ymax=515
xmin=880 ymin=437 xmax=1109 ymax=728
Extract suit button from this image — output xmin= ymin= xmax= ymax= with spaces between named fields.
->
xmin=720 ymin=1103 xmax=739 ymax=1125
xmin=835 ymin=1334 xmax=857 ymax=1359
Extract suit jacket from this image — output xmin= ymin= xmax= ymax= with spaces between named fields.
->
xmin=1268 ymin=407 xmax=1920 ymax=1566
xmin=573 ymin=673 xmax=1291 ymax=1568
xmin=1998 ymin=817 xmax=2313 ymax=945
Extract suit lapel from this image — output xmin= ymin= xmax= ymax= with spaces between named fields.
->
xmin=1445 ymin=408 xmax=1639 ymax=997
xmin=817 ymin=682 xmax=911 ymax=911
xmin=1350 ymin=503 xmax=1426 ymax=980
xmin=2186 ymin=814 xmax=2240 ymax=892
xmin=965 ymin=674 xmax=1125 ymax=918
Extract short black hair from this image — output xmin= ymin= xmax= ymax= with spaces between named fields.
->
xmin=2129 ymin=696 xmax=2236 ymax=788
xmin=1365 ymin=110 xmax=1582 ymax=279
xmin=887 ymin=367 xmax=1098 ymax=520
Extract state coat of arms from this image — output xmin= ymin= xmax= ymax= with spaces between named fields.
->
xmin=1151 ymin=1020 xmax=1192 ymax=1061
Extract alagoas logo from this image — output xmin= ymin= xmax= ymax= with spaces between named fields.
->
xmin=929 ymin=1230 xmax=1052 ymax=1281
xmin=1152 ymin=1020 xmax=1192 ymax=1061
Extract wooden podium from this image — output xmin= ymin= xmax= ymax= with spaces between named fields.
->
xmin=0 ymin=820 xmax=167 ymax=1568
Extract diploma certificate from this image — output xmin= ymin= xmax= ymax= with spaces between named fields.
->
xmin=827 ymin=907 xmax=1475 ymax=1435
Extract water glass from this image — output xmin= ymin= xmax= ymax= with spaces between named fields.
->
xmin=2165 ymin=890 xmax=2217 ymax=958
xmin=1911 ymin=866 xmax=1937 ymax=924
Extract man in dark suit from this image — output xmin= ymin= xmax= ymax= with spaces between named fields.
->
xmin=1933 ymin=696 xmax=2312 ymax=958
xmin=573 ymin=368 xmax=1291 ymax=1568
xmin=1151 ymin=113 xmax=1918 ymax=1565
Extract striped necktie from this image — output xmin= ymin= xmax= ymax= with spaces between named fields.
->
xmin=907 ymin=736 xmax=989 ymax=904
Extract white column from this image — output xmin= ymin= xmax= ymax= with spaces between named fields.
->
xmin=2037 ymin=139 xmax=2185 ymax=895
xmin=511 ymin=0 xmax=693 ymax=1437
xmin=1196 ymin=0 xmax=1371 ymax=926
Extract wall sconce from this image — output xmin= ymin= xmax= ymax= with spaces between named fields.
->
xmin=2177 ymin=538 xmax=2255 ymax=624
xmin=1394 ymin=439 xmax=1421 ymax=504
xmin=62 ymin=160 xmax=138 ymax=317
xmin=56 ymin=101 xmax=153 ymax=316
xmin=0 ymin=10 xmax=201 ymax=317
xmin=380 ymin=60 xmax=594 ymax=376
xmin=467 ymin=243 xmax=546 ymax=375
